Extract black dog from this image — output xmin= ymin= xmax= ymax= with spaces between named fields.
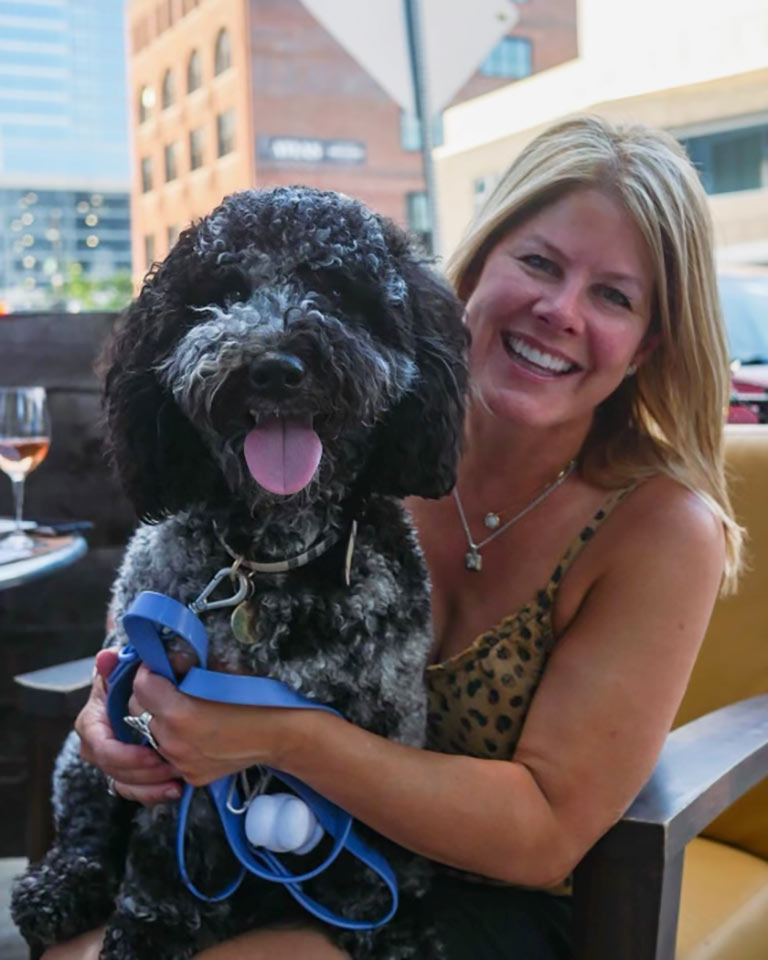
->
xmin=12 ymin=186 xmax=467 ymax=959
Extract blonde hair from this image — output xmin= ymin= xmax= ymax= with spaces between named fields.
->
xmin=447 ymin=114 xmax=743 ymax=590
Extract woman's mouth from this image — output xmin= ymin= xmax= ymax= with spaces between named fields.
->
xmin=501 ymin=333 xmax=579 ymax=377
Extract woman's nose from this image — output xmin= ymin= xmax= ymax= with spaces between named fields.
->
xmin=534 ymin=281 xmax=585 ymax=334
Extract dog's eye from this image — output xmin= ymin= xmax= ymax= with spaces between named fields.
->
xmin=213 ymin=271 xmax=250 ymax=307
xmin=226 ymin=280 xmax=251 ymax=305
xmin=321 ymin=273 xmax=374 ymax=309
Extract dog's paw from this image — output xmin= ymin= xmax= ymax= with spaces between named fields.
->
xmin=10 ymin=854 xmax=116 ymax=948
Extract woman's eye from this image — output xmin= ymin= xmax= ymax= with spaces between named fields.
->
xmin=597 ymin=285 xmax=631 ymax=309
xmin=520 ymin=253 xmax=556 ymax=273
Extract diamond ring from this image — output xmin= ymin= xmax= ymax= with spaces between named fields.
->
xmin=105 ymin=775 xmax=118 ymax=797
xmin=123 ymin=709 xmax=160 ymax=751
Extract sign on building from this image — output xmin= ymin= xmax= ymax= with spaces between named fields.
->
xmin=258 ymin=136 xmax=367 ymax=165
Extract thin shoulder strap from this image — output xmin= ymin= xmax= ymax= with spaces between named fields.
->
xmin=541 ymin=484 xmax=639 ymax=602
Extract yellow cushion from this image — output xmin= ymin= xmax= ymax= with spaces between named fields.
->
xmin=674 ymin=425 xmax=768 ymax=859
xmin=677 ymin=837 xmax=768 ymax=960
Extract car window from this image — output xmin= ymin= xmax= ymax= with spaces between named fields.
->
xmin=718 ymin=274 xmax=768 ymax=364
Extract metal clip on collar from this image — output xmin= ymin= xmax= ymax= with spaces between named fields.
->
xmin=188 ymin=563 xmax=250 ymax=616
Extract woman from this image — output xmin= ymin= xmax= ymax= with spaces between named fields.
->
xmin=54 ymin=115 xmax=740 ymax=959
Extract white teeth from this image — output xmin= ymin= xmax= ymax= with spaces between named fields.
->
xmin=504 ymin=335 xmax=575 ymax=373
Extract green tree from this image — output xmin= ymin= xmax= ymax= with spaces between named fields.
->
xmin=54 ymin=262 xmax=133 ymax=312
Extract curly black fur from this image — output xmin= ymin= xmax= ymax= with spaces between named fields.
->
xmin=12 ymin=186 xmax=467 ymax=960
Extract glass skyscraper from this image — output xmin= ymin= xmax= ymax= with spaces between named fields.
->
xmin=0 ymin=0 xmax=131 ymax=307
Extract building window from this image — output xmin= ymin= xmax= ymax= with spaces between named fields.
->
xmin=138 ymin=85 xmax=155 ymax=123
xmin=216 ymin=109 xmax=235 ymax=157
xmin=214 ymin=28 xmax=232 ymax=75
xmin=406 ymin=191 xmax=432 ymax=254
xmin=711 ymin=134 xmax=762 ymax=193
xmin=161 ymin=68 xmax=175 ymax=109
xmin=164 ymin=142 xmax=178 ymax=181
xmin=187 ymin=49 xmax=202 ymax=93
xmin=140 ymin=156 xmax=153 ymax=193
xmin=681 ymin=125 xmax=768 ymax=195
xmin=144 ymin=233 xmax=155 ymax=269
xmin=480 ymin=36 xmax=532 ymax=79
xmin=189 ymin=127 xmax=204 ymax=170
xmin=399 ymin=111 xmax=444 ymax=152
xmin=167 ymin=223 xmax=180 ymax=251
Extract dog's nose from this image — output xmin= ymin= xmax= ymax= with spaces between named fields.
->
xmin=250 ymin=353 xmax=306 ymax=395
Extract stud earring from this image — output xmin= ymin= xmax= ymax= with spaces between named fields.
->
xmin=625 ymin=363 xmax=638 ymax=378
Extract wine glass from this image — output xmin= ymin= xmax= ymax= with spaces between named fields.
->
xmin=0 ymin=386 xmax=51 ymax=557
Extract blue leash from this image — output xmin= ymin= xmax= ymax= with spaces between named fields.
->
xmin=106 ymin=589 xmax=398 ymax=929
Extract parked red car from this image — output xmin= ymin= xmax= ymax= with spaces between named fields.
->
xmin=719 ymin=270 xmax=768 ymax=423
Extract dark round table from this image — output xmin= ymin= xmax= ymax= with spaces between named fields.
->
xmin=0 ymin=535 xmax=88 ymax=591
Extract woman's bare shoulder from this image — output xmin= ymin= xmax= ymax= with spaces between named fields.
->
xmin=608 ymin=473 xmax=725 ymax=559
xmin=558 ymin=473 xmax=725 ymax=630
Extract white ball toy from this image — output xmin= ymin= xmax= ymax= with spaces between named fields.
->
xmin=244 ymin=793 xmax=324 ymax=855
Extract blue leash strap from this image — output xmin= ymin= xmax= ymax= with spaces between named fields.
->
xmin=107 ymin=591 xmax=398 ymax=930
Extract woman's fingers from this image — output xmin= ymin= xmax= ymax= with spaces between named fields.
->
xmin=95 ymin=647 xmax=119 ymax=680
xmin=75 ymin=657 xmax=184 ymax=789
xmin=131 ymin=664 xmax=185 ymax=716
xmin=111 ymin=778 xmax=183 ymax=807
xmin=86 ymin=735 xmax=183 ymax=786
xmin=100 ymin=751 xmax=181 ymax=785
xmin=72 ymin=648 xmax=184 ymax=807
xmin=127 ymin=666 xmax=194 ymax=760
xmin=83 ymin=703 xmax=184 ymax=782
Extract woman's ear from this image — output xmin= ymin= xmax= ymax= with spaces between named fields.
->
xmin=632 ymin=331 xmax=661 ymax=371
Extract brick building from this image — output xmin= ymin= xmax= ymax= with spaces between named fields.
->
xmin=127 ymin=0 xmax=577 ymax=276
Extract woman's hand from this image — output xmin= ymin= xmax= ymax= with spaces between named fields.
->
xmin=75 ymin=649 xmax=184 ymax=806
xmin=126 ymin=664 xmax=302 ymax=787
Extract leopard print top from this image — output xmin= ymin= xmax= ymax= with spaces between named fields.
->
xmin=425 ymin=487 xmax=634 ymax=896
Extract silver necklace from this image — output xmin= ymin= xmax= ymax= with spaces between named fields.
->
xmin=453 ymin=460 xmax=576 ymax=572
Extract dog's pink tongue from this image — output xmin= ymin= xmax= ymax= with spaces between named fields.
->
xmin=244 ymin=418 xmax=322 ymax=495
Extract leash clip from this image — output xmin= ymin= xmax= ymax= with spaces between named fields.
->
xmin=189 ymin=565 xmax=251 ymax=616
xmin=225 ymin=767 xmax=272 ymax=815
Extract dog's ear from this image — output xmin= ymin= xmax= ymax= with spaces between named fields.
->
xmin=367 ymin=249 xmax=468 ymax=500
xmin=99 ymin=272 xmax=222 ymax=522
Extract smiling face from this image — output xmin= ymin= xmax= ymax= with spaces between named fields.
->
xmin=464 ymin=187 xmax=656 ymax=438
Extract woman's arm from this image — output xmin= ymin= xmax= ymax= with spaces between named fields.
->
xmin=131 ymin=480 xmax=725 ymax=886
